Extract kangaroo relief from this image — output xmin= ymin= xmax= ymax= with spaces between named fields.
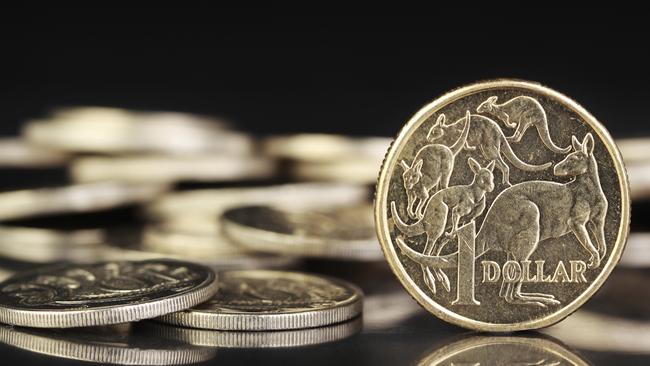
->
xmin=376 ymin=80 xmax=629 ymax=331
xmin=477 ymin=95 xmax=570 ymax=154
xmin=428 ymin=113 xmax=551 ymax=185
xmin=391 ymin=157 xmax=495 ymax=294
xmin=400 ymin=111 xmax=471 ymax=219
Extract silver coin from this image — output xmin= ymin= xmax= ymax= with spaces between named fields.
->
xmin=156 ymin=270 xmax=363 ymax=330
xmin=0 ymin=138 xmax=69 ymax=168
xmin=24 ymin=107 xmax=253 ymax=156
xmin=147 ymin=317 xmax=362 ymax=348
xmin=70 ymin=154 xmax=276 ymax=184
xmin=0 ymin=226 xmax=104 ymax=263
xmin=0 ymin=323 xmax=216 ymax=365
xmin=0 ymin=182 xmax=167 ymax=221
xmin=221 ymin=203 xmax=383 ymax=261
xmin=0 ymin=259 xmax=218 ymax=328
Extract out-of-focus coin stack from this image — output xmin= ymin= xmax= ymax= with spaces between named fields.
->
xmin=0 ymin=106 xmax=391 ymax=364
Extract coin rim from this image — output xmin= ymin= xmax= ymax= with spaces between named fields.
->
xmin=374 ymin=79 xmax=631 ymax=332
xmin=155 ymin=270 xmax=364 ymax=331
xmin=0 ymin=259 xmax=219 ymax=328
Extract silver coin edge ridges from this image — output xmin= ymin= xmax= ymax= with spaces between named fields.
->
xmin=155 ymin=279 xmax=363 ymax=331
xmin=0 ymin=263 xmax=219 ymax=328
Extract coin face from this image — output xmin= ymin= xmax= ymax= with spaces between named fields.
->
xmin=156 ymin=270 xmax=363 ymax=330
xmin=0 ymin=259 xmax=218 ymax=328
xmin=375 ymin=80 xmax=630 ymax=331
xmin=221 ymin=204 xmax=383 ymax=260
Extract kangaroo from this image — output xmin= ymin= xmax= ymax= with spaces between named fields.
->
xmin=400 ymin=111 xmax=471 ymax=220
xmin=397 ymin=133 xmax=607 ymax=307
xmin=476 ymin=96 xmax=571 ymax=154
xmin=428 ymin=113 xmax=551 ymax=186
xmin=391 ymin=157 xmax=495 ymax=294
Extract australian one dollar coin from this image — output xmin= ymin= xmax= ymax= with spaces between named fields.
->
xmin=375 ymin=79 xmax=630 ymax=331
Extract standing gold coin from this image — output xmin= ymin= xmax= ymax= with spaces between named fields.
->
xmin=375 ymin=80 xmax=630 ymax=331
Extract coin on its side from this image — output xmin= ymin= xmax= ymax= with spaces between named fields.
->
xmin=221 ymin=204 xmax=383 ymax=261
xmin=156 ymin=270 xmax=363 ymax=331
xmin=0 ymin=259 xmax=218 ymax=328
xmin=146 ymin=317 xmax=362 ymax=348
xmin=375 ymin=80 xmax=630 ymax=331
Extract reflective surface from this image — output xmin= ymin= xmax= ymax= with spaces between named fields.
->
xmin=1 ymin=262 xmax=648 ymax=365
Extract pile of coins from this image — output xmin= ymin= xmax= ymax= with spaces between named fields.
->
xmin=0 ymin=81 xmax=647 ymax=364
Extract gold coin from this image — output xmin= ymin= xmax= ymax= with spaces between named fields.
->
xmin=375 ymin=80 xmax=630 ymax=331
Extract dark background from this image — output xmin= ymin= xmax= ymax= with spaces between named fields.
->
xmin=0 ymin=9 xmax=648 ymax=138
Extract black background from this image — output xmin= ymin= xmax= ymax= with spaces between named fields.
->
xmin=0 ymin=8 xmax=648 ymax=138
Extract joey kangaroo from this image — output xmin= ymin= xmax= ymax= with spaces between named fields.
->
xmin=391 ymin=157 xmax=495 ymax=294
xmin=398 ymin=133 xmax=607 ymax=307
xmin=476 ymin=96 xmax=571 ymax=154
xmin=401 ymin=111 xmax=471 ymax=220
xmin=428 ymin=113 xmax=551 ymax=186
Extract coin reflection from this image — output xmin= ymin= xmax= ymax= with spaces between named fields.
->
xmin=418 ymin=334 xmax=589 ymax=366
xmin=0 ymin=323 xmax=216 ymax=365
xmin=146 ymin=317 xmax=362 ymax=349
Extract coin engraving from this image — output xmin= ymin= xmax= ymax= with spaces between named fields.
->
xmin=375 ymin=80 xmax=629 ymax=331
xmin=195 ymin=270 xmax=352 ymax=313
xmin=1 ymin=262 xmax=202 ymax=307
xmin=0 ymin=259 xmax=218 ymax=328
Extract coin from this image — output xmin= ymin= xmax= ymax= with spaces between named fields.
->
xmin=264 ymin=134 xmax=390 ymax=162
xmin=138 ymin=225 xmax=299 ymax=270
xmin=146 ymin=317 xmax=362 ymax=348
xmin=375 ymin=80 xmax=630 ymax=331
xmin=617 ymin=137 xmax=650 ymax=164
xmin=24 ymin=107 xmax=253 ymax=155
xmin=418 ymin=335 xmax=589 ymax=366
xmin=290 ymin=158 xmax=385 ymax=184
xmin=70 ymin=154 xmax=276 ymax=184
xmin=0 ymin=138 xmax=68 ymax=168
xmin=625 ymin=161 xmax=650 ymax=200
xmin=156 ymin=270 xmax=363 ymax=330
xmin=0 ymin=226 xmax=104 ymax=263
xmin=0 ymin=182 xmax=167 ymax=221
xmin=0 ymin=259 xmax=218 ymax=328
xmin=0 ymin=323 xmax=216 ymax=365
xmin=221 ymin=203 xmax=383 ymax=261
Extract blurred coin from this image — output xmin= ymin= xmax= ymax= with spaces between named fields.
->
xmin=24 ymin=107 xmax=253 ymax=155
xmin=0 ymin=181 xmax=166 ymax=221
xmin=290 ymin=158 xmax=383 ymax=184
xmin=0 ymin=323 xmax=216 ymax=365
xmin=418 ymin=334 xmax=588 ymax=366
xmin=619 ymin=232 xmax=650 ymax=267
xmin=0 ymin=226 xmax=104 ymax=263
xmin=0 ymin=259 xmax=218 ymax=328
xmin=156 ymin=270 xmax=363 ymax=330
xmin=147 ymin=317 xmax=361 ymax=348
xmin=70 ymin=154 xmax=276 ymax=184
xmin=138 ymin=225 xmax=298 ymax=270
xmin=544 ymin=310 xmax=650 ymax=354
xmin=0 ymin=138 xmax=68 ymax=168
xmin=0 ymin=268 xmax=13 ymax=282
xmin=145 ymin=183 xmax=370 ymax=235
xmin=221 ymin=203 xmax=383 ymax=261
xmin=627 ymin=162 xmax=650 ymax=200
xmin=264 ymin=134 xmax=390 ymax=163
xmin=617 ymin=137 xmax=650 ymax=164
